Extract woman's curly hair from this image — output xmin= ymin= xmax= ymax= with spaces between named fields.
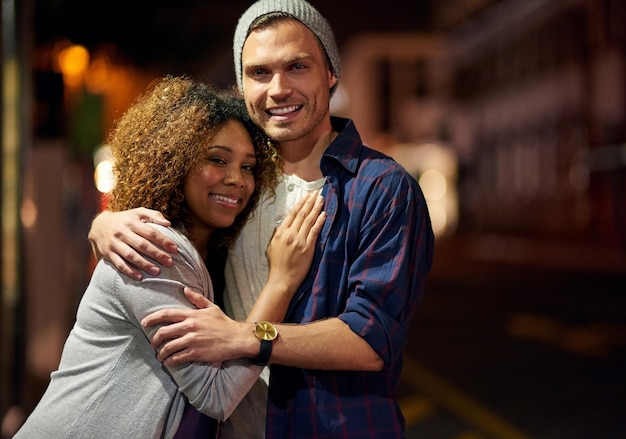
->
xmin=107 ymin=75 xmax=280 ymax=251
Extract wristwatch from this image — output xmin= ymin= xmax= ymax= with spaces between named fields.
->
xmin=252 ymin=321 xmax=278 ymax=366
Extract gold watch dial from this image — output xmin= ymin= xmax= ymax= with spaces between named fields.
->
xmin=255 ymin=321 xmax=278 ymax=341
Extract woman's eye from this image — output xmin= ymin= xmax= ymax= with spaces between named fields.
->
xmin=208 ymin=157 xmax=227 ymax=165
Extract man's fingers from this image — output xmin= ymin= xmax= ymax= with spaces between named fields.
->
xmin=127 ymin=225 xmax=177 ymax=267
xmin=140 ymin=212 xmax=171 ymax=228
xmin=141 ymin=309 xmax=188 ymax=328
xmin=107 ymin=253 xmax=144 ymax=281
xmin=150 ymin=323 xmax=186 ymax=350
xmin=104 ymin=226 xmax=175 ymax=276
xmin=155 ymin=333 xmax=204 ymax=363
xmin=111 ymin=244 xmax=161 ymax=277
xmin=136 ymin=223 xmax=178 ymax=255
xmin=184 ymin=287 xmax=211 ymax=309
xmin=163 ymin=350 xmax=193 ymax=366
xmin=156 ymin=337 xmax=186 ymax=361
xmin=135 ymin=207 xmax=171 ymax=227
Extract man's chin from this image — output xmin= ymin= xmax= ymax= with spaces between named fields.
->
xmin=264 ymin=126 xmax=299 ymax=143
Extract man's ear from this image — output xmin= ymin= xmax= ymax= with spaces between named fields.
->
xmin=329 ymin=73 xmax=338 ymax=89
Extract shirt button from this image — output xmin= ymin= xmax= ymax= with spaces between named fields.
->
xmin=287 ymin=183 xmax=295 ymax=192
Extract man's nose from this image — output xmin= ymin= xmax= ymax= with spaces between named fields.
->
xmin=268 ymin=73 xmax=292 ymax=98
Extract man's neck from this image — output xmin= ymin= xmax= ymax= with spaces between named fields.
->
xmin=280 ymin=129 xmax=337 ymax=181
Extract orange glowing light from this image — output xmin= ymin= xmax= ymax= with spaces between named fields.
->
xmin=57 ymin=45 xmax=90 ymax=87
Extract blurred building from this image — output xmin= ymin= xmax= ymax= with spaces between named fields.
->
xmin=338 ymin=0 xmax=626 ymax=248
xmin=445 ymin=0 xmax=626 ymax=248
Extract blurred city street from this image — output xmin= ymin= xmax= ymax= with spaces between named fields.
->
xmin=3 ymin=1 xmax=626 ymax=437
xmin=399 ymin=234 xmax=626 ymax=439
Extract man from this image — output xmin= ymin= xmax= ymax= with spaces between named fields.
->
xmin=89 ymin=1 xmax=434 ymax=437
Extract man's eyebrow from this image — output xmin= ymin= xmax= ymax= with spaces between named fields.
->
xmin=244 ymin=53 xmax=313 ymax=70
xmin=243 ymin=62 xmax=265 ymax=71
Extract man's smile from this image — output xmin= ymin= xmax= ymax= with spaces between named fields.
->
xmin=266 ymin=105 xmax=303 ymax=116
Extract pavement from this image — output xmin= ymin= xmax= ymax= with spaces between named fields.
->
xmin=399 ymin=232 xmax=626 ymax=439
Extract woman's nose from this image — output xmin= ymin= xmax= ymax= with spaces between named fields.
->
xmin=224 ymin=168 xmax=245 ymax=187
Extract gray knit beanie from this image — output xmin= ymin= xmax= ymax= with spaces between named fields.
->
xmin=233 ymin=0 xmax=341 ymax=94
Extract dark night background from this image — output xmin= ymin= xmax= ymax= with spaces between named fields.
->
xmin=34 ymin=1 xmax=433 ymax=72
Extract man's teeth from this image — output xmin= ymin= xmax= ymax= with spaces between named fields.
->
xmin=270 ymin=106 xmax=299 ymax=115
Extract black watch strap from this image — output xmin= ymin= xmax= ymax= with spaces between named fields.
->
xmin=253 ymin=339 xmax=273 ymax=366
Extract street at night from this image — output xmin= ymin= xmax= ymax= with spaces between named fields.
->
xmin=400 ymin=234 xmax=626 ymax=438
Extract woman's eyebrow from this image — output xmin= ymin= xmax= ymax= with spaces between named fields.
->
xmin=208 ymin=145 xmax=257 ymax=160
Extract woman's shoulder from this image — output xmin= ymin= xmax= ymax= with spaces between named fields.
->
xmin=148 ymin=223 xmax=188 ymax=244
xmin=145 ymin=223 xmax=212 ymax=295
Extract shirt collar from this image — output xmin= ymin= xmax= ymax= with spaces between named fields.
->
xmin=322 ymin=117 xmax=363 ymax=175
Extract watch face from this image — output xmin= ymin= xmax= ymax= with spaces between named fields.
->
xmin=255 ymin=321 xmax=278 ymax=341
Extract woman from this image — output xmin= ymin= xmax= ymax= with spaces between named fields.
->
xmin=13 ymin=76 xmax=325 ymax=438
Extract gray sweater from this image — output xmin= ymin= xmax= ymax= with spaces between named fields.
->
xmin=14 ymin=225 xmax=261 ymax=439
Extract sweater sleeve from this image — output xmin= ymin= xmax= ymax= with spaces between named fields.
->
xmin=115 ymin=225 xmax=262 ymax=421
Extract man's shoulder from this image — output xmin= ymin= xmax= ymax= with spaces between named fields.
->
xmin=360 ymin=146 xmax=416 ymax=180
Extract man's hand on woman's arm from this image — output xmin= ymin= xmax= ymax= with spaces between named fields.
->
xmin=88 ymin=208 xmax=177 ymax=280
xmin=145 ymin=292 xmax=383 ymax=372
xmin=143 ymin=288 xmax=256 ymax=364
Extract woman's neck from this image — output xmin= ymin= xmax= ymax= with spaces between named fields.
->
xmin=186 ymin=225 xmax=211 ymax=261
